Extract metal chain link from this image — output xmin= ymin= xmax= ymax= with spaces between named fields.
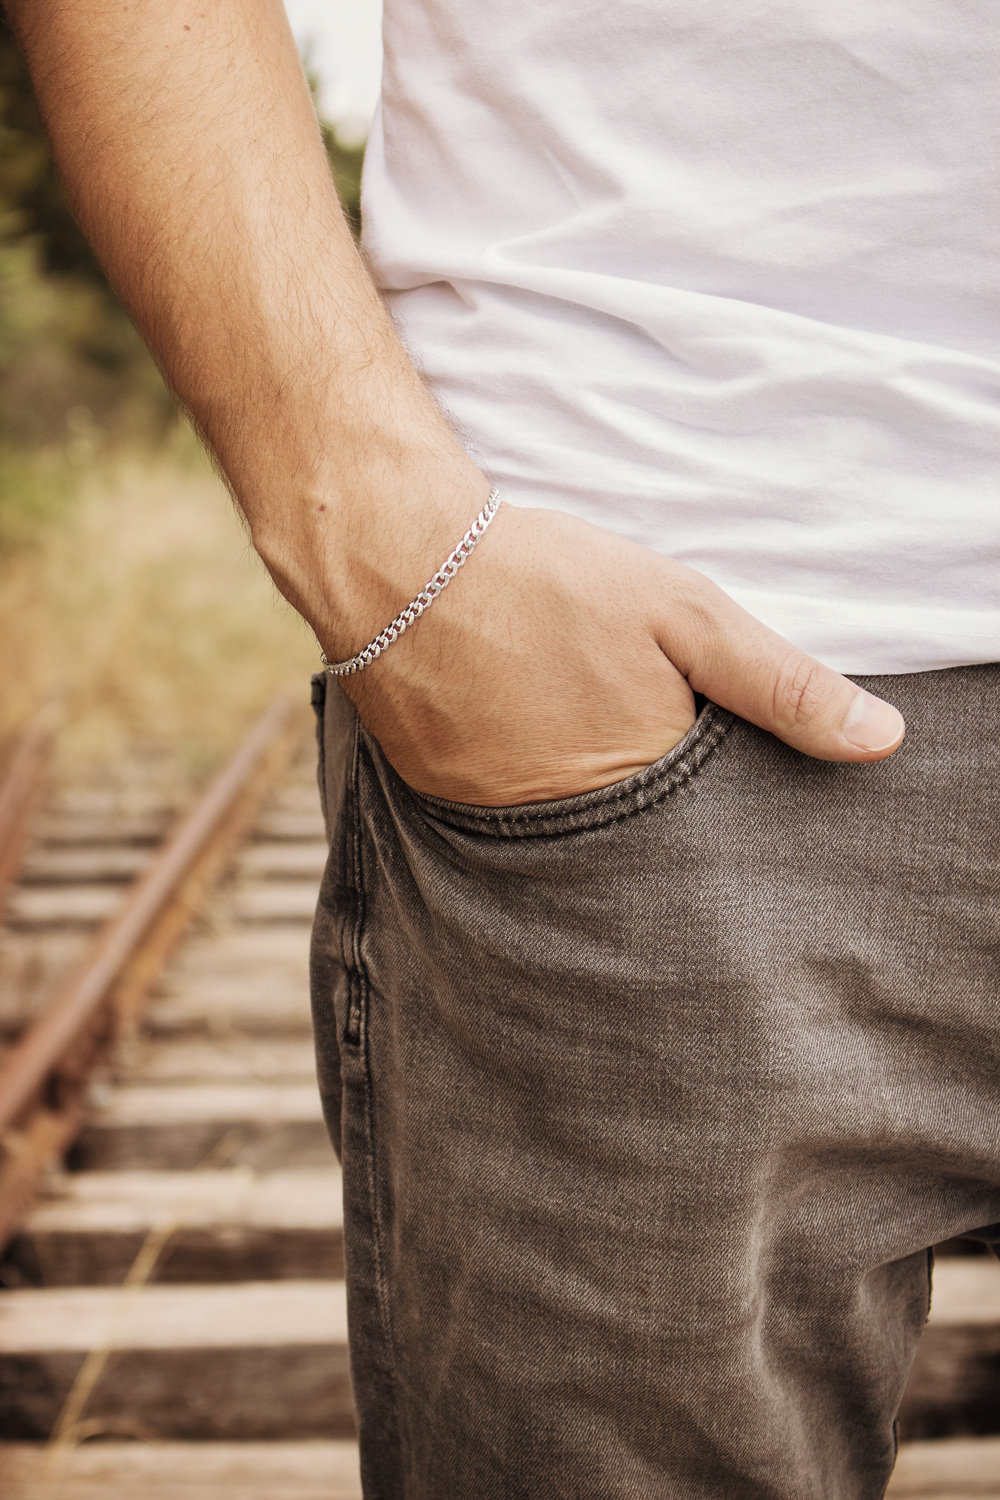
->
xmin=321 ymin=488 xmax=503 ymax=677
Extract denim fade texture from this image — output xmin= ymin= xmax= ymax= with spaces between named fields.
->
xmin=310 ymin=663 xmax=1000 ymax=1499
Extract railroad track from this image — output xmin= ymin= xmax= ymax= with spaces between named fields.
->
xmin=0 ymin=705 xmax=997 ymax=1498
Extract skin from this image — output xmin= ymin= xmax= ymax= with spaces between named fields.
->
xmin=6 ymin=0 xmax=905 ymax=806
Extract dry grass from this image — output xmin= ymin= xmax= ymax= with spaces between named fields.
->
xmin=0 ymin=433 xmax=318 ymax=780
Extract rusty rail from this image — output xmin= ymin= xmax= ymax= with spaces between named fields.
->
xmin=0 ymin=704 xmax=59 ymax=920
xmin=0 ymin=694 xmax=303 ymax=1248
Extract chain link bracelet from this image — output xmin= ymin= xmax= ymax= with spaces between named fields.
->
xmin=321 ymin=488 xmax=503 ymax=677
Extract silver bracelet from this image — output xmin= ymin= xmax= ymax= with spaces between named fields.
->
xmin=321 ymin=488 xmax=503 ymax=677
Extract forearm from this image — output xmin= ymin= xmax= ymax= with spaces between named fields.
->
xmin=6 ymin=0 xmax=486 ymax=643
xmin=5 ymin=0 xmax=904 ymax=799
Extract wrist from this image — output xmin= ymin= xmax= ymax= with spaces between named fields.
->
xmin=251 ymin=435 xmax=493 ymax=652
xmin=322 ymin=489 xmax=503 ymax=676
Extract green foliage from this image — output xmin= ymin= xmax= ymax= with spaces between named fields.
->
xmin=0 ymin=18 xmax=176 ymax=470
xmin=324 ymin=123 xmax=365 ymax=236
xmin=0 ymin=22 xmax=109 ymax=286
xmin=0 ymin=18 xmax=366 ymax=543
xmin=0 ymin=438 xmax=72 ymax=550
xmin=0 ymin=235 xmax=175 ymax=443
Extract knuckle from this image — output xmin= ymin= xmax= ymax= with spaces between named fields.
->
xmin=771 ymin=654 xmax=829 ymax=731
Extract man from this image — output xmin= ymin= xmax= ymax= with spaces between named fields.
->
xmin=8 ymin=1 xmax=998 ymax=1494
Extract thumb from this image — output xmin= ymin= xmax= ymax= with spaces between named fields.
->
xmin=663 ymin=571 xmax=906 ymax=763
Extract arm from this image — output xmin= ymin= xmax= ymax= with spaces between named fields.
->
xmin=6 ymin=0 xmax=903 ymax=803
xmin=5 ymin=0 xmax=481 ymax=642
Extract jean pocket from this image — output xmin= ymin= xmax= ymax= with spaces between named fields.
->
xmin=360 ymin=698 xmax=735 ymax=840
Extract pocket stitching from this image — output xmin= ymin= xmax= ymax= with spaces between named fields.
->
xmin=390 ymin=704 xmax=736 ymax=839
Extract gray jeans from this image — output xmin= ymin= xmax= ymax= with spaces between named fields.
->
xmin=310 ymin=663 xmax=1000 ymax=1499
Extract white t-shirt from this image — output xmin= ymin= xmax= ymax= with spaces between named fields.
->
xmin=361 ymin=0 xmax=999 ymax=674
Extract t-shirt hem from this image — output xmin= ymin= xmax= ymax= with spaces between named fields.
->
xmin=725 ymin=590 xmax=1000 ymax=676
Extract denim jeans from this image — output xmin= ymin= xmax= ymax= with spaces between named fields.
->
xmin=310 ymin=663 xmax=1000 ymax=1498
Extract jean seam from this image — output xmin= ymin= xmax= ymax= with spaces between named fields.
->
xmin=347 ymin=716 xmax=404 ymax=1450
xmin=344 ymin=720 xmax=368 ymax=1046
xmin=409 ymin=704 xmax=736 ymax=838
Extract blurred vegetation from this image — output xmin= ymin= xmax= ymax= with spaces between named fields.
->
xmin=0 ymin=19 xmax=367 ymax=766
xmin=0 ymin=442 xmax=319 ymax=770
xmin=0 ymin=18 xmax=365 ymax=547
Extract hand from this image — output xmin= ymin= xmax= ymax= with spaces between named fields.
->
xmin=332 ymin=504 xmax=905 ymax=807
